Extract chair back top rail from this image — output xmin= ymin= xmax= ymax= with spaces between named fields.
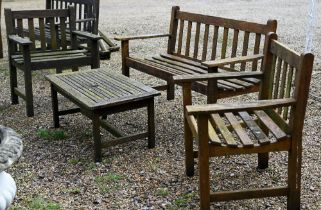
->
xmin=168 ymin=6 xmax=277 ymax=72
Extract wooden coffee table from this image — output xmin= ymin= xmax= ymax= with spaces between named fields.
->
xmin=45 ymin=69 xmax=160 ymax=162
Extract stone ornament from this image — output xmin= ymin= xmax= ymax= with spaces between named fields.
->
xmin=0 ymin=126 xmax=23 ymax=210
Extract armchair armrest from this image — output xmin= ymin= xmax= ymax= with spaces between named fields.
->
xmin=202 ymin=54 xmax=264 ymax=68
xmin=114 ymin=33 xmax=170 ymax=41
xmin=72 ymin=30 xmax=102 ymax=41
xmin=8 ymin=35 xmax=32 ymax=46
xmin=173 ymin=71 xmax=263 ymax=84
xmin=186 ymin=98 xmax=296 ymax=115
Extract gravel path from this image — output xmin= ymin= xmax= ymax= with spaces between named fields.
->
xmin=0 ymin=0 xmax=320 ymax=209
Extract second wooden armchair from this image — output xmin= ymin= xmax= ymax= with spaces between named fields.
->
xmin=177 ymin=33 xmax=314 ymax=209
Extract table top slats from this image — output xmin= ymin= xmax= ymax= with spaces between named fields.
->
xmin=46 ymin=69 xmax=160 ymax=110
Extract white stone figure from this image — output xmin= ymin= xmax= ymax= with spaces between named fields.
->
xmin=0 ymin=126 xmax=23 ymax=210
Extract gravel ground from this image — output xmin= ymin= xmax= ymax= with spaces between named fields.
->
xmin=0 ymin=0 xmax=320 ymax=209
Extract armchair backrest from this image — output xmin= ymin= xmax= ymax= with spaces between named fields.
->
xmin=168 ymin=6 xmax=277 ymax=72
xmin=46 ymin=0 xmax=99 ymax=34
xmin=261 ymin=33 xmax=314 ymax=133
xmin=5 ymin=6 xmax=76 ymax=52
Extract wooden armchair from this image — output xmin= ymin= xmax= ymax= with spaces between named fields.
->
xmin=179 ymin=33 xmax=314 ymax=209
xmin=5 ymin=6 xmax=101 ymax=117
xmin=115 ymin=6 xmax=277 ymax=101
xmin=45 ymin=0 xmax=119 ymax=59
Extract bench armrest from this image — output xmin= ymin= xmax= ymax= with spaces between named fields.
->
xmin=72 ymin=30 xmax=102 ymax=41
xmin=186 ymin=98 xmax=296 ymax=115
xmin=114 ymin=33 xmax=170 ymax=41
xmin=8 ymin=35 xmax=33 ymax=46
xmin=173 ymin=71 xmax=263 ymax=83
xmin=202 ymin=54 xmax=264 ymax=68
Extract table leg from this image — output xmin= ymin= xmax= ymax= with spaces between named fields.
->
xmin=92 ymin=113 xmax=102 ymax=162
xmin=147 ymin=98 xmax=155 ymax=148
xmin=51 ymin=84 xmax=60 ymax=128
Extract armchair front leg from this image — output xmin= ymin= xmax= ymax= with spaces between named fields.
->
xmin=89 ymin=38 xmax=100 ymax=69
xmin=22 ymin=44 xmax=34 ymax=117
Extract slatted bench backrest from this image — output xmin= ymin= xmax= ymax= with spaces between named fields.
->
xmin=168 ymin=6 xmax=277 ymax=72
xmin=46 ymin=0 xmax=99 ymax=34
xmin=5 ymin=7 xmax=76 ymax=52
xmin=261 ymin=33 xmax=313 ymax=127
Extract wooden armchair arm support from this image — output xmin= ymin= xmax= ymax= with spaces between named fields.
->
xmin=174 ymin=71 xmax=263 ymax=84
xmin=186 ymin=98 xmax=296 ymax=115
xmin=8 ymin=35 xmax=32 ymax=46
xmin=202 ymin=54 xmax=264 ymax=67
xmin=72 ymin=31 xmax=102 ymax=41
xmin=114 ymin=33 xmax=170 ymax=41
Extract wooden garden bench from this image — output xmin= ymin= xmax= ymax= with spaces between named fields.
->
xmin=115 ymin=6 xmax=277 ymax=102
xmin=5 ymin=6 xmax=101 ymax=117
xmin=180 ymin=32 xmax=314 ymax=209
xmin=45 ymin=69 xmax=160 ymax=162
xmin=43 ymin=0 xmax=119 ymax=59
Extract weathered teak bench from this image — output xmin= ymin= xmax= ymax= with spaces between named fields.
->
xmin=44 ymin=0 xmax=119 ymax=59
xmin=115 ymin=6 xmax=277 ymax=102
xmin=181 ymin=33 xmax=314 ymax=209
xmin=45 ymin=69 xmax=160 ymax=162
xmin=5 ymin=6 xmax=101 ymax=117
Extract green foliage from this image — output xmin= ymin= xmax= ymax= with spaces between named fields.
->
xmin=36 ymin=129 xmax=68 ymax=140
xmin=156 ymin=187 xmax=169 ymax=197
xmin=95 ymin=173 xmax=123 ymax=193
xmin=12 ymin=197 xmax=61 ymax=210
xmin=63 ymin=187 xmax=81 ymax=194
xmin=166 ymin=192 xmax=196 ymax=209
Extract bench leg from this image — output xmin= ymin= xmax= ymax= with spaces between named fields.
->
xmin=24 ymin=68 xmax=34 ymax=117
xmin=287 ymin=147 xmax=300 ymax=209
xmin=147 ymin=98 xmax=155 ymax=148
xmin=92 ymin=113 xmax=102 ymax=162
xmin=167 ymin=80 xmax=175 ymax=100
xmin=121 ymin=40 xmax=129 ymax=77
xmin=51 ymin=84 xmax=60 ymax=128
xmin=9 ymin=64 xmax=18 ymax=104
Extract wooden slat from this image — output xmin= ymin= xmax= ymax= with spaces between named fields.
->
xmin=202 ymin=24 xmax=209 ymax=61
xmin=27 ymin=18 xmax=35 ymax=49
xmin=185 ymin=21 xmax=192 ymax=57
xmin=210 ymin=114 xmax=237 ymax=147
xmin=254 ymin=110 xmax=287 ymax=140
xmin=283 ymin=66 xmax=294 ymax=120
xmin=39 ymin=17 xmax=47 ymax=50
xmin=177 ymin=19 xmax=184 ymax=55
xmin=48 ymin=17 xmax=57 ymax=49
xmin=230 ymin=29 xmax=239 ymax=69
xmin=240 ymin=31 xmax=250 ymax=71
xmin=193 ymin=22 xmax=201 ymax=59
xmin=273 ymin=57 xmax=283 ymax=99
xmin=17 ymin=19 xmax=23 ymax=37
xmin=60 ymin=17 xmax=67 ymax=50
xmin=12 ymin=9 xmax=69 ymax=19
xmin=221 ymin=27 xmax=228 ymax=59
xmin=211 ymin=26 xmax=219 ymax=60
xmin=224 ymin=112 xmax=254 ymax=146
xmin=238 ymin=111 xmax=270 ymax=144
xmin=277 ymin=61 xmax=288 ymax=114
xmin=252 ymin=33 xmax=261 ymax=71
xmin=270 ymin=40 xmax=300 ymax=69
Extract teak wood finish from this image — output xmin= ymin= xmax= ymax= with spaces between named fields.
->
xmin=45 ymin=69 xmax=160 ymax=162
xmin=183 ymin=33 xmax=314 ymax=209
xmin=116 ymin=6 xmax=277 ymax=102
xmin=5 ymin=6 xmax=101 ymax=117
xmin=45 ymin=0 xmax=119 ymax=59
